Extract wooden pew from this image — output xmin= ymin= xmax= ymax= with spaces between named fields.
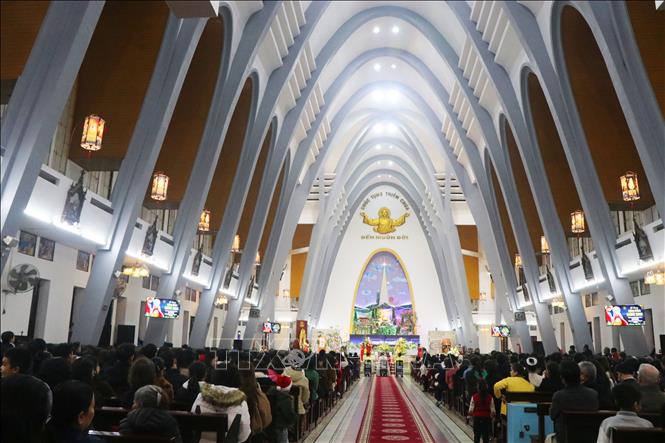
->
xmin=92 ymin=407 xmax=237 ymax=443
xmin=89 ymin=430 xmax=175 ymax=442
xmin=611 ymin=427 xmax=665 ymax=443
xmin=562 ymin=410 xmax=662 ymax=443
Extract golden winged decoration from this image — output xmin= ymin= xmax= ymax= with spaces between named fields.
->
xmin=360 ymin=207 xmax=409 ymax=234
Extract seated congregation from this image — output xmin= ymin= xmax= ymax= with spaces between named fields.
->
xmin=0 ymin=331 xmax=359 ymax=443
xmin=412 ymin=346 xmax=665 ymax=443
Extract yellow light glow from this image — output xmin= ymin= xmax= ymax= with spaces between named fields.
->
xmin=150 ymin=172 xmax=169 ymax=201
xmin=81 ymin=115 xmax=105 ymax=151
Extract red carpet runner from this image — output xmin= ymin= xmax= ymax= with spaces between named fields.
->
xmin=356 ymin=376 xmax=435 ymax=442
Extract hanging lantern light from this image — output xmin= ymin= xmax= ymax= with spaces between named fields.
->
xmin=198 ymin=209 xmax=210 ymax=232
xmin=255 ymin=251 xmax=261 ymax=264
xmin=645 ymin=269 xmax=665 ymax=285
xmin=514 ymin=254 xmax=522 ymax=267
xmin=150 ymin=172 xmax=169 ymax=201
xmin=122 ymin=263 xmax=149 ymax=278
xmin=571 ymin=210 xmax=585 ymax=234
xmin=541 ymin=236 xmax=550 ymax=254
xmin=620 ymin=171 xmax=640 ymax=202
xmin=231 ymin=235 xmax=241 ymax=253
xmin=80 ymin=114 xmax=105 ymax=151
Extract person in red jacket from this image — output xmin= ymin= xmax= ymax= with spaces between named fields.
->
xmin=467 ymin=380 xmax=495 ymax=443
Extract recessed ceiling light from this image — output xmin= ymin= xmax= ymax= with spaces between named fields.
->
xmin=375 ymin=144 xmax=382 ymax=150
xmin=387 ymin=123 xmax=398 ymax=134
xmin=390 ymin=63 xmax=397 ymax=70
xmin=388 ymin=161 xmax=394 ymax=166
xmin=391 ymin=25 xmax=400 ymax=34
xmin=373 ymin=26 xmax=380 ymax=34
xmin=373 ymin=123 xmax=385 ymax=134
xmin=373 ymin=63 xmax=381 ymax=71
xmin=386 ymin=89 xmax=400 ymax=102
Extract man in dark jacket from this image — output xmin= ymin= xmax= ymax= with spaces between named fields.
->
xmin=119 ymin=385 xmax=182 ymax=443
xmin=579 ymin=361 xmax=613 ymax=409
xmin=103 ymin=343 xmax=135 ymax=395
xmin=550 ymin=360 xmax=599 ymax=443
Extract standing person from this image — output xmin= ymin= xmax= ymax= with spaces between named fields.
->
xmin=266 ymin=375 xmax=297 ymax=443
xmin=468 ymin=380 xmax=495 ymax=443
xmin=493 ymin=362 xmax=535 ymax=416
xmin=597 ymin=383 xmax=653 ymax=443
xmin=549 ymin=360 xmax=599 ymax=443
xmin=43 ymin=380 xmax=99 ymax=443
xmin=304 ymin=356 xmax=320 ymax=403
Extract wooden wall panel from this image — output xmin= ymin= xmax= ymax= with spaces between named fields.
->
xmin=292 ymin=224 xmax=314 ymax=250
xmin=528 ymin=73 xmax=584 ymax=236
xmin=69 ymin=1 xmax=169 ymax=168
xmin=151 ymin=18 xmax=224 ymax=204
xmin=562 ymin=6 xmax=654 ymax=209
xmin=464 ymin=255 xmax=480 ymax=301
xmin=457 ymin=225 xmax=478 ymax=252
xmin=290 ymin=252 xmax=307 ymax=300
xmin=1 ymin=1 xmax=49 ymax=80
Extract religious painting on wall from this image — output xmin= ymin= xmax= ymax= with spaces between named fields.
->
xmin=76 ymin=250 xmax=90 ymax=272
xmin=38 ymin=237 xmax=55 ymax=261
xmin=351 ymin=249 xmax=416 ymax=336
xmin=18 ymin=231 xmax=37 ymax=256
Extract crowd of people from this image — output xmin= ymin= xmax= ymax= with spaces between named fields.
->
xmin=0 ymin=330 xmax=358 ymax=443
xmin=414 ymin=345 xmax=665 ymax=443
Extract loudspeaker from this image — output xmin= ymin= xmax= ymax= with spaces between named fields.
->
xmin=116 ymin=325 xmax=135 ymax=345
xmin=232 ymin=339 xmax=243 ymax=351
xmin=659 ymin=335 xmax=665 ymax=354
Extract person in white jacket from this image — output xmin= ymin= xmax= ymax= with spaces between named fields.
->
xmin=191 ymin=382 xmax=251 ymax=443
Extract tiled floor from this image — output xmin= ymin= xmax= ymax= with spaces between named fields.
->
xmin=309 ymin=376 xmax=472 ymax=443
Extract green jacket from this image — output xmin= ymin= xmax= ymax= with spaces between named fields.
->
xmin=305 ymin=369 xmax=320 ymax=401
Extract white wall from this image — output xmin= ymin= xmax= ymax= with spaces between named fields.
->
xmin=318 ymin=185 xmax=450 ymax=340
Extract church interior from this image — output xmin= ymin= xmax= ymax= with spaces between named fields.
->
xmin=1 ymin=1 xmax=664 ymax=443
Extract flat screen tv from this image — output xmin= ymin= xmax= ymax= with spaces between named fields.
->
xmin=144 ymin=297 xmax=181 ymax=319
xmin=491 ymin=325 xmax=510 ymax=337
xmin=262 ymin=321 xmax=281 ymax=334
xmin=604 ymin=305 xmax=645 ymax=326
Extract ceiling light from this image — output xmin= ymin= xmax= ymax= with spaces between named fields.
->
xmin=390 ymin=63 xmax=397 ymax=70
xmin=373 ymin=26 xmax=380 ymax=34
xmin=373 ymin=123 xmax=385 ymax=134
xmin=372 ymin=90 xmax=385 ymax=101
xmin=387 ymin=122 xmax=398 ymax=134
xmin=375 ymin=144 xmax=382 ymax=150
xmin=391 ymin=25 xmax=400 ymax=34
xmin=388 ymin=161 xmax=394 ymax=166
xmin=373 ymin=63 xmax=381 ymax=71
xmin=386 ymin=89 xmax=400 ymax=102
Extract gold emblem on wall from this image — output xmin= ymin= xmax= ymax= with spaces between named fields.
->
xmin=360 ymin=207 xmax=409 ymax=234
